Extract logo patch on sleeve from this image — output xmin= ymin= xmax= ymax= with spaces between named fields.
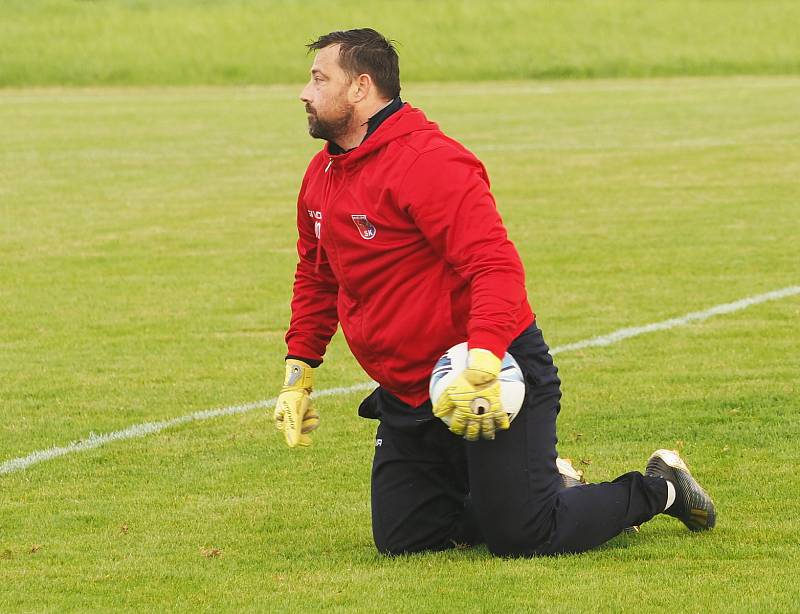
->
xmin=351 ymin=214 xmax=377 ymax=240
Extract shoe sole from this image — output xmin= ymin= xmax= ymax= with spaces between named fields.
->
xmin=556 ymin=457 xmax=585 ymax=488
xmin=557 ymin=457 xmax=640 ymax=534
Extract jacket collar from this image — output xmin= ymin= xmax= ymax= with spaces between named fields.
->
xmin=327 ymin=97 xmax=403 ymax=155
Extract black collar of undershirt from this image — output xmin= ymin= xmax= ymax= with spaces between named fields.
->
xmin=328 ymin=97 xmax=403 ymax=155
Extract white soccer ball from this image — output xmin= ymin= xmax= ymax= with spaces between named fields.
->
xmin=429 ymin=342 xmax=526 ymax=426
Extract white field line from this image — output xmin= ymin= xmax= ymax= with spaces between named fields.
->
xmin=2 ymin=285 xmax=798 ymax=477
xmin=0 ymin=382 xmax=376 ymax=477
xmin=549 ymin=285 xmax=800 ymax=355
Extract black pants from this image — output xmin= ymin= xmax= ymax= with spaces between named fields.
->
xmin=358 ymin=324 xmax=668 ymax=557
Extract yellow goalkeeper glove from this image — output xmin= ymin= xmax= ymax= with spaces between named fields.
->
xmin=432 ymin=348 xmax=510 ymax=441
xmin=274 ymin=359 xmax=320 ymax=448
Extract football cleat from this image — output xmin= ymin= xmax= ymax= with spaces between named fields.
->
xmin=556 ymin=457 xmax=586 ymax=489
xmin=557 ymin=457 xmax=639 ymax=533
xmin=645 ymin=449 xmax=716 ymax=531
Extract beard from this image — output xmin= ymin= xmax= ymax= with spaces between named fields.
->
xmin=306 ymin=101 xmax=355 ymax=144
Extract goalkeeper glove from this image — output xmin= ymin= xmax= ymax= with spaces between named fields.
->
xmin=274 ymin=359 xmax=320 ymax=448
xmin=432 ymin=348 xmax=510 ymax=441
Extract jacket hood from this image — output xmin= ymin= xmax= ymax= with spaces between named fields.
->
xmin=323 ymin=104 xmax=439 ymax=165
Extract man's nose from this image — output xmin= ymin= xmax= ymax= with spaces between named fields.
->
xmin=299 ymin=83 xmax=312 ymax=103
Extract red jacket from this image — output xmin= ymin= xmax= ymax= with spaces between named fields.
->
xmin=286 ymin=103 xmax=534 ymax=406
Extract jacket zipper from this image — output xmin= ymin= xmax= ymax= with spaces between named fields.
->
xmin=317 ymin=155 xmax=359 ymax=304
xmin=319 ymin=156 xmax=370 ymax=370
xmin=314 ymin=157 xmax=334 ymax=274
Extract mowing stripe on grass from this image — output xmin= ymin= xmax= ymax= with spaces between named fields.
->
xmin=2 ymin=285 xmax=798 ymax=477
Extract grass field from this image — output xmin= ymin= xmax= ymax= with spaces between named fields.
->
xmin=2 ymin=0 xmax=800 ymax=86
xmin=1 ymin=76 xmax=799 ymax=611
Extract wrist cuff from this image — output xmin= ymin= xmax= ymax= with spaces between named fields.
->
xmin=285 ymin=354 xmax=322 ymax=368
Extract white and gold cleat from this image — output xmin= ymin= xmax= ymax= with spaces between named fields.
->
xmin=645 ymin=449 xmax=716 ymax=532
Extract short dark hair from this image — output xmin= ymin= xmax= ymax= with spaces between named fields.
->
xmin=307 ymin=28 xmax=400 ymax=99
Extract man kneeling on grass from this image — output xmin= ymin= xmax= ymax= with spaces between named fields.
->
xmin=274 ymin=28 xmax=716 ymax=556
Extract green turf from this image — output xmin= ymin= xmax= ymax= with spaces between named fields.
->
xmin=2 ymin=0 xmax=800 ymax=87
xmin=1 ymin=77 xmax=799 ymax=611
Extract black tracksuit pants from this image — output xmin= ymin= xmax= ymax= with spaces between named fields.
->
xmin=358 ymin=323 xmax=669 ymax=557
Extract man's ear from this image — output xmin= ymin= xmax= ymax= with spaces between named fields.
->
xmin=351 ymin=73 xmax=372 ymax=102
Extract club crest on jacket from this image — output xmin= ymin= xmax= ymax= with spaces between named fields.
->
xmin=351 ymin=214 xmax=377 ymax=240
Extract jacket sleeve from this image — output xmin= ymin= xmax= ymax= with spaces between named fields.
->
xmin=398 ymin=145 xmax=529 ymax=359
xmin=284 ymin=168 xmax=339 ymax=364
